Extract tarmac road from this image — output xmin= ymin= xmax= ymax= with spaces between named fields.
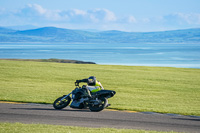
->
xmin=0 ymin=102 xmax=200 ymax=133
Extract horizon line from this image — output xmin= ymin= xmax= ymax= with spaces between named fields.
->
xmin=1 ymin=25 xmax=200 ymax=33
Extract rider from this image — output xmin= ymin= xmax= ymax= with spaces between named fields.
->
xmin=75 ymin=76 xmax=104 ymax=97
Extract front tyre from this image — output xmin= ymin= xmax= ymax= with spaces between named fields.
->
xmin=89 ymin=97 xmax=108 ymax=112
xmin=53 ymin=96 xmax=71 ymax=109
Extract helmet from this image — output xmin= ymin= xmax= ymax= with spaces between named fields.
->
xmin=88 ymin=76 xmax=96 ymax=86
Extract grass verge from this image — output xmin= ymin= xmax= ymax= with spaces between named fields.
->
xmin=0 ymin=60 xmax=200 ymax=116
xmin=0 ymin=122 xmax=178 ymax=133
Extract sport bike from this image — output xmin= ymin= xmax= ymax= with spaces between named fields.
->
xmin=53 ymin=82 xmax=116 ymax=112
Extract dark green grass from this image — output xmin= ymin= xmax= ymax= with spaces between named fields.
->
xmin=0 ymin=60 xmax=200 ymax=116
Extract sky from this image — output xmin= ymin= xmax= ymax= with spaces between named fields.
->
xmin=0 ymin=0 xmax=200 ymax=32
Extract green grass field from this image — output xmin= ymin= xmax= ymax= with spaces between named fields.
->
xmin=0 ymin=60 xmax=200 ymax=116
xmin=0 ymin=122 xmax=178 ymax=133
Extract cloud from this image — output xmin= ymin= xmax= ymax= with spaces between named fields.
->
xmin=61 ymin=8 xmax=117 ymax=23
xmin=17 ymin=4 xmax=62 ymax=21
xmin=127 ymin=16 xmax=137 ymax=23
xmin=0 ymin=4 xmax=200 ymax=31
xmin=92 ymin=8 xmax=116 ymax=22
xmin=12 ymin=4 xmax=117 ymax=24
xmin=130 ymin=13 xmax=200 ymax=31
xmin=27 ymin=4 xmax=46 ymax=15
xmin=163 ymin=13 xmax=200 ymax=25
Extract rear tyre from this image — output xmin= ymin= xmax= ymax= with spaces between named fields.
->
xmin=53 ymin=96 xmax=71 ymax=109
xmin=89 ymin=97 xmax=108 ymax=112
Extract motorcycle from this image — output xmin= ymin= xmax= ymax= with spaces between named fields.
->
xmin=53 ymin=82 xmax=116 ymax=112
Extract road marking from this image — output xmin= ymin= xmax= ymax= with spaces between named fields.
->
xmin=122 ymin=110 xmax=138 ymax=113
xmin=106 ymin=108 xmax=138 ymax=113
xmin=0 ymin=101 xmax=25 ymax=104
xmin=105 ymin=109 xmax=119 ymax=112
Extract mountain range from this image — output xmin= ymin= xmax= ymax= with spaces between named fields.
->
xmin=0 ymin=26 xmax=200 ymax=43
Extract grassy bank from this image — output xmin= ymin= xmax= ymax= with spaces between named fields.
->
xmin=0 ymin=122 xmax=178 ymax=133
xmin=0 ymin=60 xmax=200 ymax=116
xmin=0 ymin=58 xmax=96 ymax=64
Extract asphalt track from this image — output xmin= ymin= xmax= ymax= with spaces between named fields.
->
xmin=0 ymin=102 xmax=200 ymax=133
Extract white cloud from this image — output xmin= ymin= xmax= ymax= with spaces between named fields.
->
xmin=101 ymin=9 xmax=116 ymax=22
xmin=0 ymin=4 xmax=200 ymax=31
xmin=19 ymin=4 xmax=62 ymax=21
xmin=29 ymin=4 xmax=46 ymax=14
xmin=178 ymin=13 xmax=200 ymax=25
xmin=86 ymin=8 xmax=117 ymax=23
xmin=19 ymin=4 xmax=45 ymax=17
xmin=15 ymin=5 xmax=117 ymax=24
xmin=163 ymin=13 xmax=200 ymax=25
xmin=128 ymin=15 xmax=137 ymax=23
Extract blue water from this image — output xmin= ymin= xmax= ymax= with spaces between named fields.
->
xmin=0 ymin=43 xmax=200 ymax=68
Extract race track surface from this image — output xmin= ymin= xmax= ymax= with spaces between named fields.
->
xmin=0 ymin=102 xmax=200 ymax=133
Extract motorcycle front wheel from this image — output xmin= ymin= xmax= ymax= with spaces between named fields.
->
xmin=53 ymin=96 xmax=71 ymax=109
xmin=89 ymin=97 xmax=108 ymax=112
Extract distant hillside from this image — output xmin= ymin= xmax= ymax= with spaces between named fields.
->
xmin=0 ymin=27 xmax=16 ymax=33
xmin=0 ymin=26 xmax=200 ymax=43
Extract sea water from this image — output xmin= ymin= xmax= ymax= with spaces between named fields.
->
xmin=0 ymin=43 xmax=200 ymax=68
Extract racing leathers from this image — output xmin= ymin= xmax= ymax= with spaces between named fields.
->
xmin=76 ymin=77 xmax=104 ymax=97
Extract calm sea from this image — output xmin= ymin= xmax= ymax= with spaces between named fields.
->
xmin=0 ymin=43 xmax=200 ymax=68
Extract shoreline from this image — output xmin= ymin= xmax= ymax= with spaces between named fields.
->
xmin=0 ymin=58 xmax=96 ymax=64
xmin=1 ymin=58 xmax=200 ymax=69
xmin=101 ymin=62 xmax=200 ymax=69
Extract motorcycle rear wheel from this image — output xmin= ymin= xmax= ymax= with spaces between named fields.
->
xmin=53 ymin=96 xmax=71 ymax=109
xmin=89 ymin=97 xmax=108 ymax=112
